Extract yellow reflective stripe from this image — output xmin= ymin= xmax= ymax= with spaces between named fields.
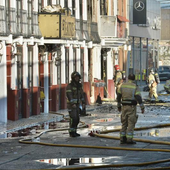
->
xmin=135 ymin=92 xmax=141 ymax=95
xmin=66 ymin=90 xmax=72 ymax=92
xmin=126 ymin=134 xmax=133 ymax=138
xmin=121 ymin=85 xmax=136 ymax=89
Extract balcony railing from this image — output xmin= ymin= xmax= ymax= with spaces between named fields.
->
xmin=0 ymin=6 xmax=8 ymax=36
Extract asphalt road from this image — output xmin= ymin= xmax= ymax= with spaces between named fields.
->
xmin=1 ymin=102 xmax=170 ymax=170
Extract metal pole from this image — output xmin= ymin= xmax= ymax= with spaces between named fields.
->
xmin=146 ymin=38 xmax=148 ymax=78
xmin=153 ymin=40 xmax=155 ymax=68
xmin=132 ymin=37 xmax=135 ymax=74
xmin=156 ymin=40 xmax=159 ymax=69
xmin=140 ymin=37 xmax=142 ymax=85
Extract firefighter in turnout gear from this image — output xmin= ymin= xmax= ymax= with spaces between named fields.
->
xmin=113 ymin=65 xmax=124 ymax=95
xmin=148 ymin=68 xmax=158 ymax=101
xmin=66 ymin=71 xmax=85 ymax=137
xmin=117 ymin=74 xmax=145 ymax=144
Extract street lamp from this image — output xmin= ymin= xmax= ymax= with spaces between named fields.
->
xmin=40 ymin=53 xmax=46 ymax=62
xmin=55 ymin=57 xmax=61 ymax=66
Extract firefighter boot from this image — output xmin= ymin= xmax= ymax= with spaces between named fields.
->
xmin=69 ymin=132 xmax=77 ymax=137
xmin=120 ymin=136 xmax=127 ymax=144
xmin=126 ymin=139 xmax=136 ymax=144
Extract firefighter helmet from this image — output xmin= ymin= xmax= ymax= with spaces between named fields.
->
xmin=114 ymin=65 xmax=120 ymax=71
xmin=150 ymin=68 xmax=154 ymax=74
xmin=128 ymin=74 xmax=135 ymax=81
xmin=71 ymin=71 xmax=81 ymax=80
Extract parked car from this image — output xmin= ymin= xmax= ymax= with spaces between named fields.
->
xmin=158 ymin=66 xmax=170 ymax=81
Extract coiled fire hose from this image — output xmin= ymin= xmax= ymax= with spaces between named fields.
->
xmin=19 ymin=112 xmax=170 ymax=170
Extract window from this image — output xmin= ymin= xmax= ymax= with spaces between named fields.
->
xmin=100 ymin=0 xmax=107 ymax=15
xmin=64 ymin=0 xmax=68 ymax=8
xmin=87 ymin=0 xmax=92 ymax=21
xmin=16 ymin=0 xmax=22 ymax=34
xmin=38 ymin=0 xmax=42 ymax=13
xmin=28 ymin=0 xmax=33 ymax=35
xmin=72 ymin=0 xmax=75 ymax=16
xmin=6 ymin=0 xmax=10 ymax=29
xmin=80 ymin=0 xmax=82 ymax=19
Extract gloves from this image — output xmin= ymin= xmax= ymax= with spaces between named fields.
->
xmin=141 ymin=108 xmax=144 ymax=114
xmin=140 ymin=103 xmax=145 ymax=114
xmin=118 ymin=107 xmax=121 ymax=112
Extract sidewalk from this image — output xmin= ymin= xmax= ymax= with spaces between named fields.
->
xmin=0 ymin=82 xmax=165 ymax=138
xmin=0 ymin=104 xmax=111 ymax=138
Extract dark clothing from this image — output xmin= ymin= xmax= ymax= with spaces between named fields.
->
xmin=113 ymin=71 xmax=123 ymax=95
xmin=66 ymin=81 xmax=85 ymax=134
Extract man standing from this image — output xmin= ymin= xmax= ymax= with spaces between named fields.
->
xmin=66 ymin=71 xmax=85 ymax=137
xmin=117 ymin=74 xmax=145 ymax=144
xmin=113 ymin=65 xmax=124 ymax=95
xmin=148 ymin=68 xmax=158 ymax=101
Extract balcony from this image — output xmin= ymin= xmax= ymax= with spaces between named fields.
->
xmin=0 ymin=6 xmax=9 ymax=36
xmin=100 ymin=15 xmax=116 ymax=37
xmin=87 ymin=22 xmax=100 ymax=44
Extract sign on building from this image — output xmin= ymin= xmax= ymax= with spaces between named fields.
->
xmin=133 ymin=0 xmax=146 ymax=24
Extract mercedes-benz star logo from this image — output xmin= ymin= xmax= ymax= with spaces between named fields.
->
xmin=134 ymin=1 xmax=145 ymax=11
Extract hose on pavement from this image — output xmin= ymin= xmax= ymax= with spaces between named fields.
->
xmin=18 ymin=112 xmax=170 ymax=170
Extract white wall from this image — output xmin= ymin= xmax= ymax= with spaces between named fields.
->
xmin=107 ymin=50 xmax=114 ymax=80
xmin=129 ymin=0 xmax=161 ymax=39
xmin=44 ymin=52 xmax=49 ymax=114
xmin=23 ymin=42 xmax=28 ymax=89
xmin=0 ymin=41 xmax=7 ymax=123
xmin=61 ymin=45 xmax=66 ymax=84
xmin=84 ymin=46 xmax=88 ymax=82
xmin=33 ymin=43 xmax=39 ymax=86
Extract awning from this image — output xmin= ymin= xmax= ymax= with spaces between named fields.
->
xmin=117 ymin=15 xmax=129 ymax=22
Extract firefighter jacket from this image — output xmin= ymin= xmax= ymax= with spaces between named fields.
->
xmin=113 ymin=71 xmax=123 ymax=87
xmin=117 ymin=80 xmax=144 ymax=110
xmin=164 ymin=80 xmax=170 ymax=93
xmin=40 ymin=91 xmax=45 ymax=100
xmin=66 ymin=81 xmax=85 ymax=109
xmin=148 ymin=73 xmax=157 ymax=88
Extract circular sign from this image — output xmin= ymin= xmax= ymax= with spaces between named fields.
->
xmin=134 ymin=1 xmax=145 ymax=11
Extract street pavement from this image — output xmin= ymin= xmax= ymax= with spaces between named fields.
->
xmin=1 ymin=82 xmax=170 ymax=169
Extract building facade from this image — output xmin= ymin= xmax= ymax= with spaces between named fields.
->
xmin=128 ymin=0 xmax=161 ymax=84
xmin=0 ymin=0 xmax=162 ymax=124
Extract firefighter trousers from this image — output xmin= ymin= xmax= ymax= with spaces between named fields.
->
xmin=149 ymin=86 xmax=158 ymax=99
xmin=69 ymin=106 xmax=80 ymax=133
xmin=120 ymin=105 xmax=138 ymax=142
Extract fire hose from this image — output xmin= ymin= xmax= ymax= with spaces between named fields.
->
xmin=19 ymin=112 xmax=170 ymax=170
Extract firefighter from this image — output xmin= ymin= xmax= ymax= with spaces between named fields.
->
xmin=117 ymin=74 xmax=145 ymax=144
xmin=164 ymin=80 xmax=170 ymax=93
xmin=148 ymin=68 xmax=158 ymax=101
xmin=66 ymin=71 xmax=86 ymax=137
xmin=113 ymin=65 xmax=124 ymax=95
